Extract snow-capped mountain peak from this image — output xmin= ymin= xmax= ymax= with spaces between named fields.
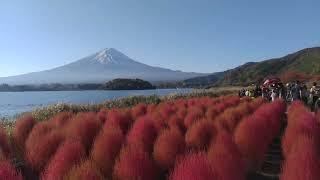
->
xmin=94 ymin=48 xmax=119 ymax=64
xmin=0 ymin=48 xmax=206 ymax=84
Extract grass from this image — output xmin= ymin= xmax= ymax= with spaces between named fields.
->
xmin=3 ymin=88 xmax=237 ymax=124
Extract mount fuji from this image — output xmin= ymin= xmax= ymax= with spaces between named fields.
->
xmin=0 ymin=48 xmax=206 ymax=85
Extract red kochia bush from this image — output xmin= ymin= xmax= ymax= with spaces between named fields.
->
xmin=131 ymin=103 xmax=147 ymax=120
xmin=65 ymin=160 xmax=104 ymax=180
xmin=113 ymin=144 xmax=157 ymax=180
xmin=282 ymin=111 xmax=320 ymax=157
xmin=287 ymin=100 xmax=309 ymax=126
xmin=170 ymin=152 xmax=217 ymax=180
xmin=208 ymin=132 xmax=245 ymax=180
xmin=65 ymin=112 xmax=101 ymax=149
xmin=184 ymin=106 xmax=205 ymax=128
xmin=25 ymin=121 xmax=55 ymax=153
xmin=147 ymin=104 xmax=157 ymax=114
xmin=185 ymin=119 xmax=216 ymax=150
xmin=153 ymin=129 xmax=185 ymax=170
xmin=234 ymin=100 xmax=285 ymax=172
xmin=41 ymin=140 xmax=86 ymax=180
xmin=176 ymin=107 xmax=187 ymax=120
xmin=0 ymin=125 xmax=11 ymax=158
xmin=97 ymin=108 xmax=108 ymax=123
xmin=12 ymin=115 xmax=35 ymax=154
xmin=0 ymin=160 xmax=23 ymax=180
xmin=205 ymin=106 xmax=219 ymax=121
xmin=50 ymin=112 xmax=74 ymax=127
xmin=26 ymin=132 xmax=64 ymax=172
xmin=127 ymin=116 xmax=158 ymax=152
xmin=91 ymin=125 xmax=125 ymax=177
xmin=106 ymin=109 xmax=133 ymax=133
xmin=280 ymin=136 xmax=320 ymax=180
xmin=159 ymin=104 xmax=175 ymax=120
xmin=168 ymin=114 xmax=185 ymax=133
xmin=149 ymin=112 xmax=166 ymax=132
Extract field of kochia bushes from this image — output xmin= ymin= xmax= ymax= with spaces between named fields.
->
xmin=0 ymin=95 xmax=319 ymax=180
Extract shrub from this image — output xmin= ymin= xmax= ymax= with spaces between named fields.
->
xmin=65 ymin=160 xmax=104 ymax=180
xmin=214 ymin=107 xmax=243 ymax=133
xmin=234 ymin=100 xmax=285 ymax=172
xmin=159 ymin=104 xmax=175 ymax=120
xmin=25 ymin=121 xmax=55 ymax=153
xmin=146 ymin=104 xmax=157 ymax=114
xmin=90 ymin=125 xmax=125 ymax=177
xmin=184 ymin=106 xmax=205 ymax=128
xmin=127 ymin=116 xmax=158 ymax=152
xmin=0 ymin=125 xmax=11 ymax=158
xmin=153 ymin=129 xmax=185 ymax=170
xmin=176 ymin=107 xmax=187 ymax=120
xmin=208 ymin=132 xmax=245 ymax=180
xmin=97 ymin=108 xmax=108 ymax=123
xmin=131 ymin=103 xmax=147 ymax=120
xmin=280 ymin=136 xmax=320 ymax=180
xmin=170 ymin=152 xmax=216 ymax=180
xmin=12 ymin=115 xmax=36 ymax=154
xmin=167 ymin=114 xmax=185 ymax=133
xmin=41 ymin=139 xmax=86 ymax=180
xmin=282 ymin=111 xmax=320 ymax=157
xmin=113 ymin=144 xmax=157 ymax=180
xmin=50 ymin=112 xmax=74 ymax=127
xmin=185 ymin=119 xmax=216 ymax=150
xmin=26 ymin=131 xmax=64 ymax=172
xmin=0 ymin=160 xmax=23 ymax=180
xmin=287 ymin=100 xmax=309 ymax=126
xmin=205 ymin=106 xmax=219 ymax=121
xmin=148 ymin=112 xmax=166 ymax=132
xmin=64 ymin=112 xmax=101 ymax=149
xmin=106 ymin=109 xmax=133 ymax=133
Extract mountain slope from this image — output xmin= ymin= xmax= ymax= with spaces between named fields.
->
xmin=182 ymin=72 xmax=225 ymax=87
xmin=184 ymin=47 xmax=320 ymax=86
xmin=0 ymin=48 xmax=206 ymax=85
xmin=218 ymin=47 xmax=320 ymax=85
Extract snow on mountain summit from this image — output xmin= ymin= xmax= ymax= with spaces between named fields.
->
xmin=93 ymin=48 xmax=131 ymax=64
xmin=94 ymin=48 xmax=118 ymax=64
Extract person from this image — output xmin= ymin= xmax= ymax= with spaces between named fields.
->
xmin=290 ymin=81 xmax=302 ymax=101
xmin=278 ymin=83 xmax=286 ymax=100
xmin=271 ymin=88 xmax=279 ymax=101
xmin=286 ymin=83 xmax=292 ymax=101
xmin=301 ymin=85 xmax=309 ymax=104
xmin=310 ymin=82 xmax=320 ymax=111
xmin=238 ymin=88 xmax=246 ymax=97
xmin=245 ymin=88 xmax=254 ymax=98
xmin=261 ymin=86 xmax=270 ymax=100
xmin=254 ymin=85 xmax=262 ymax=97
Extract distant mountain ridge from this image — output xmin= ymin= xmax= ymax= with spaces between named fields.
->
xmin=184 ymin=47 xmax=320 ymax=86
xmin=0 ymin=48 xmax=206 ymax=85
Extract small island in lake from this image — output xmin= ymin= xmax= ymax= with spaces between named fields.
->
xmin=104 ymin=78 xmax=156 ymax=90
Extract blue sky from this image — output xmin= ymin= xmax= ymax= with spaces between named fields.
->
xmin=0 ymin=0 xmax=319 ymax=77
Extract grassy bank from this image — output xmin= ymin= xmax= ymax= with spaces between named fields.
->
xmin=6 ymin=88 xmax=237 ymax=123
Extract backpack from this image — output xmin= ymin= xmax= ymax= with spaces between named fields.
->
xmin=314 ymin=86 xmax=320 ymax=96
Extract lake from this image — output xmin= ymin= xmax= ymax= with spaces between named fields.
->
xmin=0 ymin=89 xmax=192 ymax=118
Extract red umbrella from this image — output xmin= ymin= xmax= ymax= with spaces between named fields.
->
xmin=263 ymin=77 xmax=281 ymax=86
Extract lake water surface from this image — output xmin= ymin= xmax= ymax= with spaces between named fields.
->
xmin=0 ymin=89 xmax=192 ymax=118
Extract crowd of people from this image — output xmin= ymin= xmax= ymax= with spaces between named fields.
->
xmin=239 ymin=80 xmax=320 ymax=112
